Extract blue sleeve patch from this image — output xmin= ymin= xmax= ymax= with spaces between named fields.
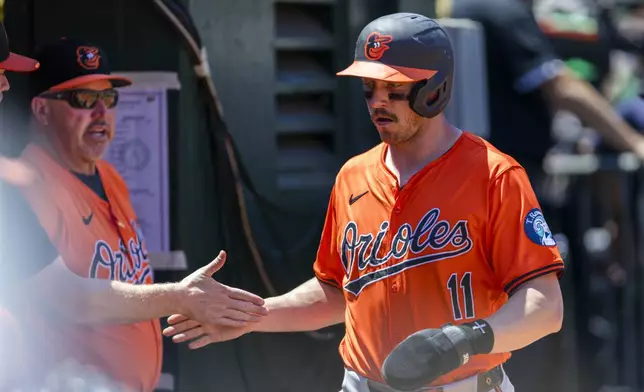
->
xmin=524 ymin=208 xmax=557 ymax=247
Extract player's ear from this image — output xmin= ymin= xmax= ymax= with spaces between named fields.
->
xmin=31 ymin=97 xmax=50 ymax=126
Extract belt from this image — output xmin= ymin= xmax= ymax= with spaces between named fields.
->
xmin=367 ymin=365 xmax=504 ymax=392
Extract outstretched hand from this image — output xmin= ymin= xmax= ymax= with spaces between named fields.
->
xmin=177 ymin=250 xmax=268 ymax=328
xmin=163 ymin=314 xmax=251 ymax=349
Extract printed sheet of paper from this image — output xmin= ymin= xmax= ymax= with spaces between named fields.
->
xmin=104 ymin=87 xmax=170 ymax=253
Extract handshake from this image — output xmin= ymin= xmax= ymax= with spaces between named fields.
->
xmin=163 ymin=250 xmax=268 ymax=348
xmin=162 ymin=250 xmax=496 ymax=391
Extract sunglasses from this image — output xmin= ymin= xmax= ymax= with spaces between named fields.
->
xmin=39 ymin=88 xmax=119 ymax=109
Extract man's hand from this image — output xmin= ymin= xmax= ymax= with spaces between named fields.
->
xmin=162 ymin=314 xmax=251 ymax=349
xmin=177 ymin=250 xmax=268 ymax=327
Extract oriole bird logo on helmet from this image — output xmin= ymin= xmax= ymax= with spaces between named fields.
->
xmin=364 ymin=32 xmax=393 ymax=61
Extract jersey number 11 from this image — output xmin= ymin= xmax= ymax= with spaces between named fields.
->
xmin=447 ymin=272 xmax=475 ymax=320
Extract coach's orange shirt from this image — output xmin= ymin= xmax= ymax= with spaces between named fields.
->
xmin=17 ymin=144 xmax=162 ymax=392
xmin=314 ymin=131 xmax=564 ymax=386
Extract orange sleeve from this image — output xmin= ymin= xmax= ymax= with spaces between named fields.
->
xmin=312 ymin=185 xmax=345 ymax=289
xmin=488 ymin=167 xmax=564 ymax=296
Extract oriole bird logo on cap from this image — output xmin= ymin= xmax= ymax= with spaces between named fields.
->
xmin=76 ymin=46 xmax=100 ymax=70
xmin=364 ymin=32 xmax=393 ymax=61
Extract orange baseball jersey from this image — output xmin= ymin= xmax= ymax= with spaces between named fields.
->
xmin=313 ymin=131 xmax=564 ymax=386
xmin=16 ymin=144 xmax=162 ymax=391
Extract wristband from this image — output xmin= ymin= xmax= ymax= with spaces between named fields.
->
xmin=461 ymin=319 xmax=495 ymax=354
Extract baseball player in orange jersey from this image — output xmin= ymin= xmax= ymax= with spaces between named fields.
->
xmin=163 ymin=13 xmax=565 ymax=392
xmin=0 ymin=38 xmax=268 ymax=391
xmin=0 ymin=20 xmax=40 ymax=389
xmin=0 ymin=22 xmax=40 ymax=103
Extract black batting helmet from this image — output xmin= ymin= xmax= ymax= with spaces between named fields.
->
xmin=337 ymin=13 xmax=454 ymax=119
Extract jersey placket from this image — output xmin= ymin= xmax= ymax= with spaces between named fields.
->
xmin=386 ymin=183 xmax=409 ymax=346
xmin=374 ymin=148 xmax=419 ymax=345
xmin=389 ymin=185 xmax=405 ymax=295
xmin=387 ymin=170 xmax=422 ymax=297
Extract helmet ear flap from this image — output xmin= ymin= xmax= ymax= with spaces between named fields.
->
xmin=408 ymin=68 xmax=454 ymax=118
xmin=407 ymin=80 xmax=427 ymax=113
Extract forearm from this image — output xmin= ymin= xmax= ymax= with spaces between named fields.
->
xmin=26 ymin=258 xmax=186 ymax=325
xmin=381 ymin=275 xmax=564 ymax=389
xmin=548 ymin=73 xmax=640 ymax=151
xmin=484 ymin=274 xmax=564 ymax=353
xmin=77 ymin=279 xmax=184 ymax=324
xmin=252 ymin=277 xmax=346 ymax=333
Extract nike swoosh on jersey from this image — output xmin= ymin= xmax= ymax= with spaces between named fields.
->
xmin=83 ymin=211 xmax=94 ymax=225
xmin=349 ymin=191 xmax=369 ymax=205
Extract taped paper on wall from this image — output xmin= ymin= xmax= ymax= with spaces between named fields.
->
xmin=104 ymin=72 xmax=178 ymax=253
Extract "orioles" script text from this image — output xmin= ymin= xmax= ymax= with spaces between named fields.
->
xmin=89 ymin=220 xmax=152 ymax=284
xmin=340 ymin=208 xmax=472 ymax=295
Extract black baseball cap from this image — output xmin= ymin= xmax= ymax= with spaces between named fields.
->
xmin=337 ymin=13 xmax=453 ymax=82
xmin=30 ymin=37 xmax=131 ymax=96
xmin=0 ymin=21 xmax=39 ymax=72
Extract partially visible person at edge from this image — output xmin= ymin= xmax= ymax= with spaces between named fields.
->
xmin=0 ymin=20 xmax=39 ymax=179
xmin=0 ymin=19 xmax=40 ymax=390
xmin=0 ymin=37 xmax=268 ymax=392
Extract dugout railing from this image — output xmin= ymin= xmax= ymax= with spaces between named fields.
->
xmin=543 ymin=151 xmax=644 ymax=392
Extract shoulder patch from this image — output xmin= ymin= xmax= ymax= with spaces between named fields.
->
xmin=524 ymin=208 xmax=556 ymax=247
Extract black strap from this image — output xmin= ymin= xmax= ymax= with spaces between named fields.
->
xmin=441 ymin=325 xmax=475 ymax=366
xmin=477 ymin=366 xmax=504 ymax=391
